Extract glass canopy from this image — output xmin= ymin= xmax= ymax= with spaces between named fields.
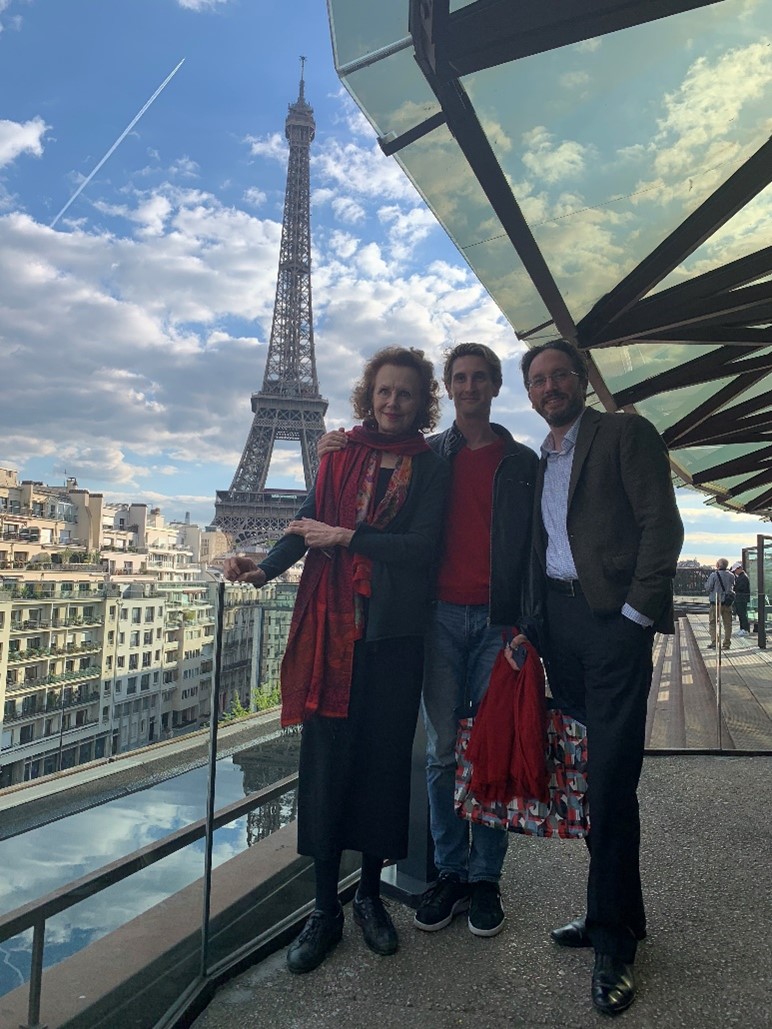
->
xmin=327 ymin=0 xmax=772 ymax=517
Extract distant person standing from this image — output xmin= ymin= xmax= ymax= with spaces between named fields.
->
xmin=731 ymin=562 xmax=751 ymax=636
xmin=705 ymin=559 xmax=734 ymax=650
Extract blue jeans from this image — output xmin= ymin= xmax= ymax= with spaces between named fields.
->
xmin=421 ymin=601 xmax=509 ymax=883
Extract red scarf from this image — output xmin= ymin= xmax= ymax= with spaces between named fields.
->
xmin=467 ymin=639 xmax=549 ymax=803
xmin=280 ymin=426 xmax=429 ymax=726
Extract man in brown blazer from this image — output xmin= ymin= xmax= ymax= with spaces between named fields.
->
xmin=520 ymin=339 xmax=683 ymax=1016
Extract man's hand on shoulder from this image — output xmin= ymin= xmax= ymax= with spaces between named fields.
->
xmin=317 ymin=428 xmax=348 ymax=459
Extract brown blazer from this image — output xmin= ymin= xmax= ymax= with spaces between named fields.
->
xmin=534 ymin=408 xmax=684 ymax=634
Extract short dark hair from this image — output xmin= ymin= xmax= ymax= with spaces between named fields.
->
xmin=443 ymin=342 xmax=502 ymax=391
xmin=351 ymin=346 xmax=441 ymax=432
xmin=520 ymin=339 xmax=589 ymax=389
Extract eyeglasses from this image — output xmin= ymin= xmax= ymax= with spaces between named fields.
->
xmin=526 ymin=369 xmax=580 ymax=392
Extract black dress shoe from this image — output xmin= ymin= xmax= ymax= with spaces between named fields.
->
xmin=551 ymin=915 xmax=647 ymax=948
xmin=353 ymin=894 xmax=399 ymax=955
xmin=286 ymin=906 xmax=344 ymax=974
xmin=592 ymin=954 xmax=636 ymax=1016
xmin=551 ymin=915 xmax=592 ymax=947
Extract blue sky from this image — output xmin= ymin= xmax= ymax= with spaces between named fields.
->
xmin=0 ymin=0 xmax=768 ymax=562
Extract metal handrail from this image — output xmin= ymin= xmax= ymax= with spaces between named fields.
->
xmin=0 ymin=771 xmax=298 ymax=1028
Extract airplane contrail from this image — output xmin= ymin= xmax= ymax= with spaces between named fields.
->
xmin=50 ymin=58 xmax=186 ymax=229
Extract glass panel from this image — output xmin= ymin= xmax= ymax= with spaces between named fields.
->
xmin=345 ymin=52 xmax=442 ymax=138
xmin=468 ymin=0 xmax=772 ymax=323
xmin=327 ymin=0 xmax=410 ymax=69
xmin=206 ymin=579 xmax=306 ymax=970
xmin=0 ymin=579 xmax=208 ymax=1026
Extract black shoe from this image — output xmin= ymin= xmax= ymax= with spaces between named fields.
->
xmin=413 ymin=872 xmax=470 ymax=931
xmin=551 ymin=915 xmax=647 ymax=948
xmin=468 ymin=881 xmax=505 ymax=937
xmin=707 ymin=643 xmax=716 ymax=648
xmin=286 ymin=906 xmax=344 ymax=974
xmin=353 ymin=894 xmax=398 ymax=955
xmin=592 ymin=954 xmax=636 ymax=1015
xmin=551 ymin=915 xmax=592 ymax=947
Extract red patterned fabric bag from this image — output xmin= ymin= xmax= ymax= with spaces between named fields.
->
xmin=455 ymin=708 xmax=590 ymax=838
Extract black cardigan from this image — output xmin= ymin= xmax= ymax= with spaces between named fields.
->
xmin=258 ymin=448 xmax=450 ymax=642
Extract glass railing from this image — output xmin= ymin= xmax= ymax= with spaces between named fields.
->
xmin=0 ymin=568 xmax=770 ymax=1028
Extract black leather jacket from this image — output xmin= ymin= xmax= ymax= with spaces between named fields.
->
xmin=428 ymin=422 xmax=539 ymax=628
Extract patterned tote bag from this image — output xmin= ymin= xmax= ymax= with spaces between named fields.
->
xmin=455 ymin=707 xmax=590 ymax=838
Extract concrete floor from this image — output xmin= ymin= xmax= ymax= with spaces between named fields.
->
xmin=194 ymin=754 xmax=771 ymax=1029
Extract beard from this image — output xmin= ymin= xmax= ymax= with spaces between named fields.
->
xmin=539 ymin=391 xmax=585 ymax=427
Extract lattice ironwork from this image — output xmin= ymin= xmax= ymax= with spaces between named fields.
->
xmin=214 ymin=62 xmax=327 ymax=548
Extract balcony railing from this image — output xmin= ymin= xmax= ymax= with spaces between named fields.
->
xmin=6 ymin=643 xmax=102 ymax=665
xmin=3 ymin=691 xmax=101 ymax=723
xmin=6 ymin=667 xmax=101 ymax=691
xmin=0 ymin=774 xmax=298 ymax=1029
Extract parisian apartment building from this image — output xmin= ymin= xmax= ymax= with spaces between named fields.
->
xmin=0 ymin=467 xmax=299 ymax=787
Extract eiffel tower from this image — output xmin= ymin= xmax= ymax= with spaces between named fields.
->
xmin=214 ymin=60 xmax=327 ymax=548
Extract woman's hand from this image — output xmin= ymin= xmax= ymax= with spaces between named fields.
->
xmin=286 ymin=518 xmax=354 ymax=550
xmin=317 ymin=428 xmax=348 ymax=459
xmin=222 ymin=555 xmax=267 ymax=587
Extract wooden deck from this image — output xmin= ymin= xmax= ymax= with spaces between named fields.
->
xmin=647 ymin=612 xmax=772 ymax=751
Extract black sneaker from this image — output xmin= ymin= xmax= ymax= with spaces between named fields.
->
xmin=413 ymin=873 xmax=470 ymax=931
xmin=468 ymin=881 xmax=505 ymax=937
xmin=286 ymin=906 xmax=344 ymax=974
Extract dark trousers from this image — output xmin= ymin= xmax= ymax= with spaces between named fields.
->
xmin=545 ymin=589 xmax=653 ymax=963
xmin=734 ymin=598 xmax=750 ymax=632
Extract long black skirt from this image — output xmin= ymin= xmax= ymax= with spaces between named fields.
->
xmin=296 ymin=636 xmax=423 ymax=861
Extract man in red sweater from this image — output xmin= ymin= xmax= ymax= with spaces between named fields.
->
xmin=414 ymin=343 xmax=537 ymax=937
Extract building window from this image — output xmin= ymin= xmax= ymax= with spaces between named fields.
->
xmin=129 ymin=655 xmax=138 ymax=670
xmin=20 ymin=724 xmax=34 ymax=744
xmin=140 ymin=673 xmax=150 ymax=690
xmin=127 ymin=677 xmax=137 ymax=695
xmin=131 ymin=608 xmax=141 ymax=624
xmin=117 ymin=656 xmax=125 ymax=669
xmin=130 ymin=631 xmax=140 ymax=647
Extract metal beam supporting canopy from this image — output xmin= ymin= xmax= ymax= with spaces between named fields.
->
xmin=328 ymin=0 xmax=772 ymax=517
xmin=578 ymin=135 xmax=772 ymax=344
xmin=439 ymin=0 xmax=727 ymax=75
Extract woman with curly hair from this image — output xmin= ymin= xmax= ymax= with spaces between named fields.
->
xmin=225 ymin=346 xmax=449 ymax=972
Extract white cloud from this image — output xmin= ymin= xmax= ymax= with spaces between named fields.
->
xmin=327 ymin=230 xmax=358 ymax=259
xmin=170 ymin=155 xmax=199 ymax=178
xmin=176 ymin=0 xmax=230 ymax=9
xmin=559 ymin=70 xmax=590 ymax=90
xmin=521 ymin=126 xmax=590 ymax=184
xmin=331 ymin=195 xmax=365 ymax=223
xmin=0 ymin=116 xmax=48 ymax=167
xmin=633 ymin=39 xmax=772 ymax=204
xmin=313 ymin=138 xmax=419 ymax=204
xmin=244 ymin=132 xmax=287 ymax=164
xmin=242 ymin=186 xmax=266 ymax=208
xmin=575 ymin=38 xmax=601 ymax=53
xmin=378 ymin=204 xmax=439 ymax=261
